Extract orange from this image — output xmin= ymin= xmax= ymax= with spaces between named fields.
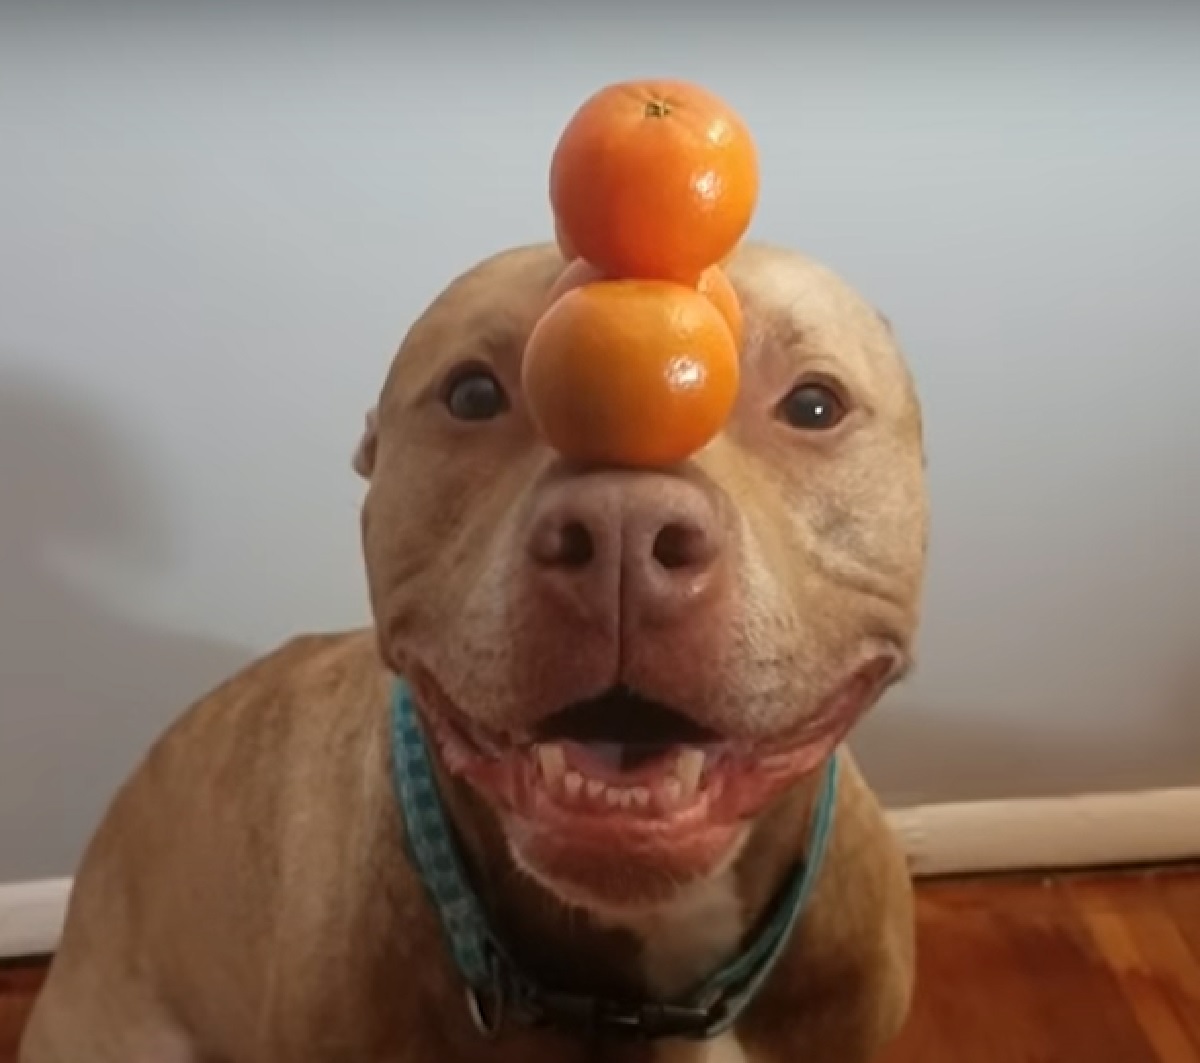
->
xmin=546 ymin=259 xmax=743 ymax=347
xmin=523 ymin=280 xmax=739 ymax=468
xmin=543 ymin=257 xmax=599 ymax=305
xmin=553 ymin=216 xmax=577 ymax=262
xmin=696 ymin=265 xmax=743 ymax=348
xmin=550 ymin=79 xmax=759 ymax=284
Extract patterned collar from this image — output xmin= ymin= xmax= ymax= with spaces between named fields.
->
xmin=390 ymin=678 xmax=839 ymax=1042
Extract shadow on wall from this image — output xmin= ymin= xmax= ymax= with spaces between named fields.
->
xmin=0 ymin=364 xmax=254 ymax=881
xmin=853 ymin=665 xmax=1200 ymax=807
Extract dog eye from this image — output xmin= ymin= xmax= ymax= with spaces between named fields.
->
xmin=778 ymin=382 xmax=846 ymax=431
xmin=444 ymin=368 xmax=509 ymax=421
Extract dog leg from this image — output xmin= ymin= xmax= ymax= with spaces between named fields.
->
xmin=19 ymin=960 xmax=202 ymax=1063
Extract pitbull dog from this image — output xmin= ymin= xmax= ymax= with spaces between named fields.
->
xmin=20 ymin=242 xmax=928 ymax=1063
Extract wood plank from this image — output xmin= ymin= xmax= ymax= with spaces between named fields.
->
xmin=881 ymin=876 xmax=1161 ymax=1062
xmin=1159 ymin=868 xmax=1200 ymax=966
xmin=0 ymin=962 xmax=46 ymax=1063
xmin=1068 ymin=873 xmax=1200 ymax=1060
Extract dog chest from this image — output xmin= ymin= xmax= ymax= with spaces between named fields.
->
xmin=651 ymin=1034 xmax=750 ymax=1063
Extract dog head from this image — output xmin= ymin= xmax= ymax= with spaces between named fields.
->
xmin=357 ymin=243 xmax=927 ymax=915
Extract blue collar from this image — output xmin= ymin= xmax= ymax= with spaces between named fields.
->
xmin=390 ymin=679 xmax=839 ymax=1042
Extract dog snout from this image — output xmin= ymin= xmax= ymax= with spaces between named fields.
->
xmin=528 ymin=473 xmax=727 ymax=628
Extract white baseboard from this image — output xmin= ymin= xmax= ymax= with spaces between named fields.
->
xmin=888 ymin=785 xmax=1200 ymax=877
xmin=2 ymin=788 xmax=1197 ymax=959
xmin=0 ymin=877 xmax=71 ymax=960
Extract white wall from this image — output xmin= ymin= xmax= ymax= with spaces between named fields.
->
xmin=2 ymin=5 xmax=1198 ymax=882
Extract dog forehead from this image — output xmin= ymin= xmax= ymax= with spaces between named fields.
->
xmin=728 ymin=247 xmax=917 ymax=422
xmin=382 ymin=245 xmax=561 ymax=396
xmin=381 ymin=242 xmax=910 ymax=409
xmin=731 ymin=246 xmax=897 ymax=361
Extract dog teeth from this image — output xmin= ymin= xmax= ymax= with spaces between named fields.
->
xmin=536 ymin=744 xmax=566 ymax=786
xmin=536 ymin=745 xmax=708 ymax=815
xmin=675 ymin=750 xmax=706 ymax=798
xmin=614 ymin=787 xmax=650 ymax=809
xmin=659 ymin=776 xmax=684 ymax=809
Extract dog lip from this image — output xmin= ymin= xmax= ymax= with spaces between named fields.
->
xmin=407 ymin=653 xmax=893 ymax=879
xmin=409 ymin=669 xmax=727 ymax=754
xmin=757 ymin=651 xmax=899 ymax=755
xmin=407 ymin=668 xmax=513 ymax=750
xmin=409 ymin=648 xmax=897 ymax=767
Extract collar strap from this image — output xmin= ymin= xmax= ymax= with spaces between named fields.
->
xmin=390 ymin=679 xmax=839 ymax=1042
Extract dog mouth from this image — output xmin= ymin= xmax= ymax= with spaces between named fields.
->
xmin=411 ymin=660 xmax=891 ymax=845
xmin=526 ymin=689 xmax=725 ymax=820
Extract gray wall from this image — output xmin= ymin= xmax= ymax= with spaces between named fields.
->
xmin=2 ymin=6 xmax=1198 ymax=882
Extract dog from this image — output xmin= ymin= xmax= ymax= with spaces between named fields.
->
xmin=20 ymin=241 xmax=928 ymax=1062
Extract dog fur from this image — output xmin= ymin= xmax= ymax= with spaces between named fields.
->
xmin=20 ymin=242 xmax=928 ymax=1062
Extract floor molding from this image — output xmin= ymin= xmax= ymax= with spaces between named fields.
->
xmin=0 ymin=877 xmax=71 ymax=960
xmin=889 ymin=786 xmax=1200 ymax=877
xmin=2 ymin=787 xmax=1198 ymax=958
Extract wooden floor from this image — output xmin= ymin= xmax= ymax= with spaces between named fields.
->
xmin=2 ymin=866 xmax=1197 ymax=1060
xmin=881 ymin=865 xmax=1200 ymax=1062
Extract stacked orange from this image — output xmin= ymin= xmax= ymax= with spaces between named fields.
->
xmin=523 ymin=79 xmax=759 ymax=468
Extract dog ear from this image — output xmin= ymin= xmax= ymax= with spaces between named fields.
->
xmin=352 ymin=407 xmax=379 ymax=479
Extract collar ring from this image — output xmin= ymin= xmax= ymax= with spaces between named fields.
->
xmin=465 ymin=982 xmax=505 ymax=1039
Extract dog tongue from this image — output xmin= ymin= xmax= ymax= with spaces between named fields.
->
xmin=568 ymin=740 xmax=677 ymax=780
xmin=585 ymin=741 xmax=659 ymax=773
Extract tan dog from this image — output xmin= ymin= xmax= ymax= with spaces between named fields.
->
xmin=20 ymin=242 xmax=928 ymax=1063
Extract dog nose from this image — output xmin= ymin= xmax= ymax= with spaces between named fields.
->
xmin=528 ymin=474 xmax=725 ymax=626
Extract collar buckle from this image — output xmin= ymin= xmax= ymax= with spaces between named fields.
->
xmin=526 ymin=990 xmax=722 ymax=1041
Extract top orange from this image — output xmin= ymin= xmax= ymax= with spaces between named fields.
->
xmin=550 ymin=79 xmax=759 ymax=285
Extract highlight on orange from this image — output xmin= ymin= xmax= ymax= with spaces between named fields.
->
xmin=550 ymin=79 xmax=759 ymax=285
xmin=522 ymin=280 xmax=740 ymax=469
